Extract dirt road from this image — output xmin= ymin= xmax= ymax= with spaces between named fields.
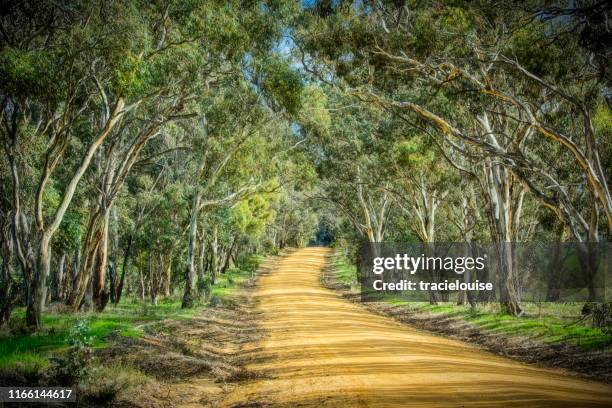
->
xmin=221 ymin=247 xmax=612 ymax=407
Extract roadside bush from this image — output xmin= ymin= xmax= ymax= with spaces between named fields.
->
xmin=235 ymin=254 xmax=262 ymax=276
xmin=48 ymin=319 xmax=94 ymax=384
xmin=592 ymin=303 xmax=612 ymax=335
xmin=198 ymin=277 xmax=213 ymax=299
xmin=80 ymin=363 xmax=149 ymax=403
xmin=582 ymin=302 xmax=612 ymax=334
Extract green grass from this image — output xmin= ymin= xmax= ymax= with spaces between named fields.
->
xmin=0 ymin=299 xmax=204 ymax=373
xmin=399 ymin=301 xmax=612 ymax=350
xmin=211 ymin=254 xmax=264 ymax=298
xmin=333 ymin=257 xmax=358 ymax=286
xmin=0 ymin=352 xmax=49 ymax=376
xmin=0 ymin=256 xmax=265 ymax=375
xmin=333 ymin=252 xmax=611 ymax=351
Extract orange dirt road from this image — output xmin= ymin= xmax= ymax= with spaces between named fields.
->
xmin=221 ymin=247 xmax=612 ymax=407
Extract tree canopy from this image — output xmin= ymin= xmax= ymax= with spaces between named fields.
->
xmin=1 ymin=0 xmax=610 ymax=329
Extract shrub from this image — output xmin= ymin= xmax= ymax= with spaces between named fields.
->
xmin=235 ymin=254 xmax=262 ymax=274
xmin=48 ymin=319 xmax=94 ymax=384
xmin=80 ymin=363 xmax=149 ymax=403
xmin=197 ymin=277 xmax=212 ymax=299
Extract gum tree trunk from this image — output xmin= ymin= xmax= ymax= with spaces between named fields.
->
xmin=92 ymin=209 xmax=111 ymax=311
xmin=211 ymin=225 xmax=219 ymax=285
xmin=25 ymin=234 xmax=52 ymax=328
xmin=182 ymin=190 xmax=201 ymax=308
xmin=24 ymin=99 xmax=126 ymax=328
xmin=479 ymin=113 xmax=524 ymax=316
xmin=0 ymin=256 xmax=17 ymax=327
xmin=53 ymin=252 xmax=66 ymax=301
xmin=114 ymin=234 xmax=132 ymax=305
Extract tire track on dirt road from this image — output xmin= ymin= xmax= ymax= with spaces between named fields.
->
xmin=221 ymin=247 xmax=612 ymax=407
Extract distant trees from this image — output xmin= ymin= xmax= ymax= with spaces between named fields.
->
xmin=302 ymin=92 xmax=393 ymax=243
xmin=179 ymin=85 xmax=292 ymax=308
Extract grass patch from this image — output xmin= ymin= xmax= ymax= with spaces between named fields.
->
xmin=0 ymin=352 xmax=49 ymax=375
xmin=211 ymin=254 xmax=264 ymax=299
xmin=81 ymin=363 xmax=149 ymax=403
xmin=1 ymin=299 xmax=205 ymax=354
xmin=333 ymin=257 xmax=358 ymax=286
xmin=403 ymin=301 xmax=612 ymax=350
xmin=0 ymin=256 xmax=265 ymax=378
xmin=0 ymin=299 xmax=207 ymax=377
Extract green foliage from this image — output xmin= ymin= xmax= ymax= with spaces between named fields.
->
xmin=406 ymin=302 xmax=612 ymax=350
xmin=593 ymin=105 xmax=612 ymax=137
xmin=67 ymin=319 xmax=94 ymax=349
xmin=333 ymin=257 xmax=358 ymax=287
xmin=231 ymin=193 xmax=278 ymax=238
xmin=259 ymin=54 xmax=304 ymax=115
xmin=0 ymin=48 xmax=58 ymax=97
xmin=55 ymin=210 xmax=84 ymax=252
xmin=114 ymin=53 xmax=149 ymax=98
xmin=394 ymin=138 xmax=436 ymax=168
xmin=506 ymin=23 xmax=572 ymax=79
xmin=299 ymin=85 xmax=331 ymax=133
xmin=54 ymin=319 xmax=96 ymax=382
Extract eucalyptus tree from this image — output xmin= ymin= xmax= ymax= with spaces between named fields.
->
xmin=272 ymin=190 xmax=320 ymax=248
xmin=296 ymin=0 xmax=610 ymax=314
xmin=386 ymin=130 xmax=454 ymax=244
xmin=301 ymin=0 xmax=610 ymax=241
xmin=1 ymin=0 xmax=302 ymax=327
xmin=263 ymin=135 xmax=320 ymax=250
xmin=66 ymin=0 xmax=302 ymax=312
xmin=1 ymin=1 xmax=149 ymax=327
xmin=0 ymin=183 xmax=17 ymax=325
xmin=52 ymin=208 xmax=85 ymax=302
xmin=113 ymin=157 xmax=187 ymax=304
xmin=180 ymin=75 xmax=302 ymax=307
xmin=231 ymin=193 xmax=278 ymax=248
